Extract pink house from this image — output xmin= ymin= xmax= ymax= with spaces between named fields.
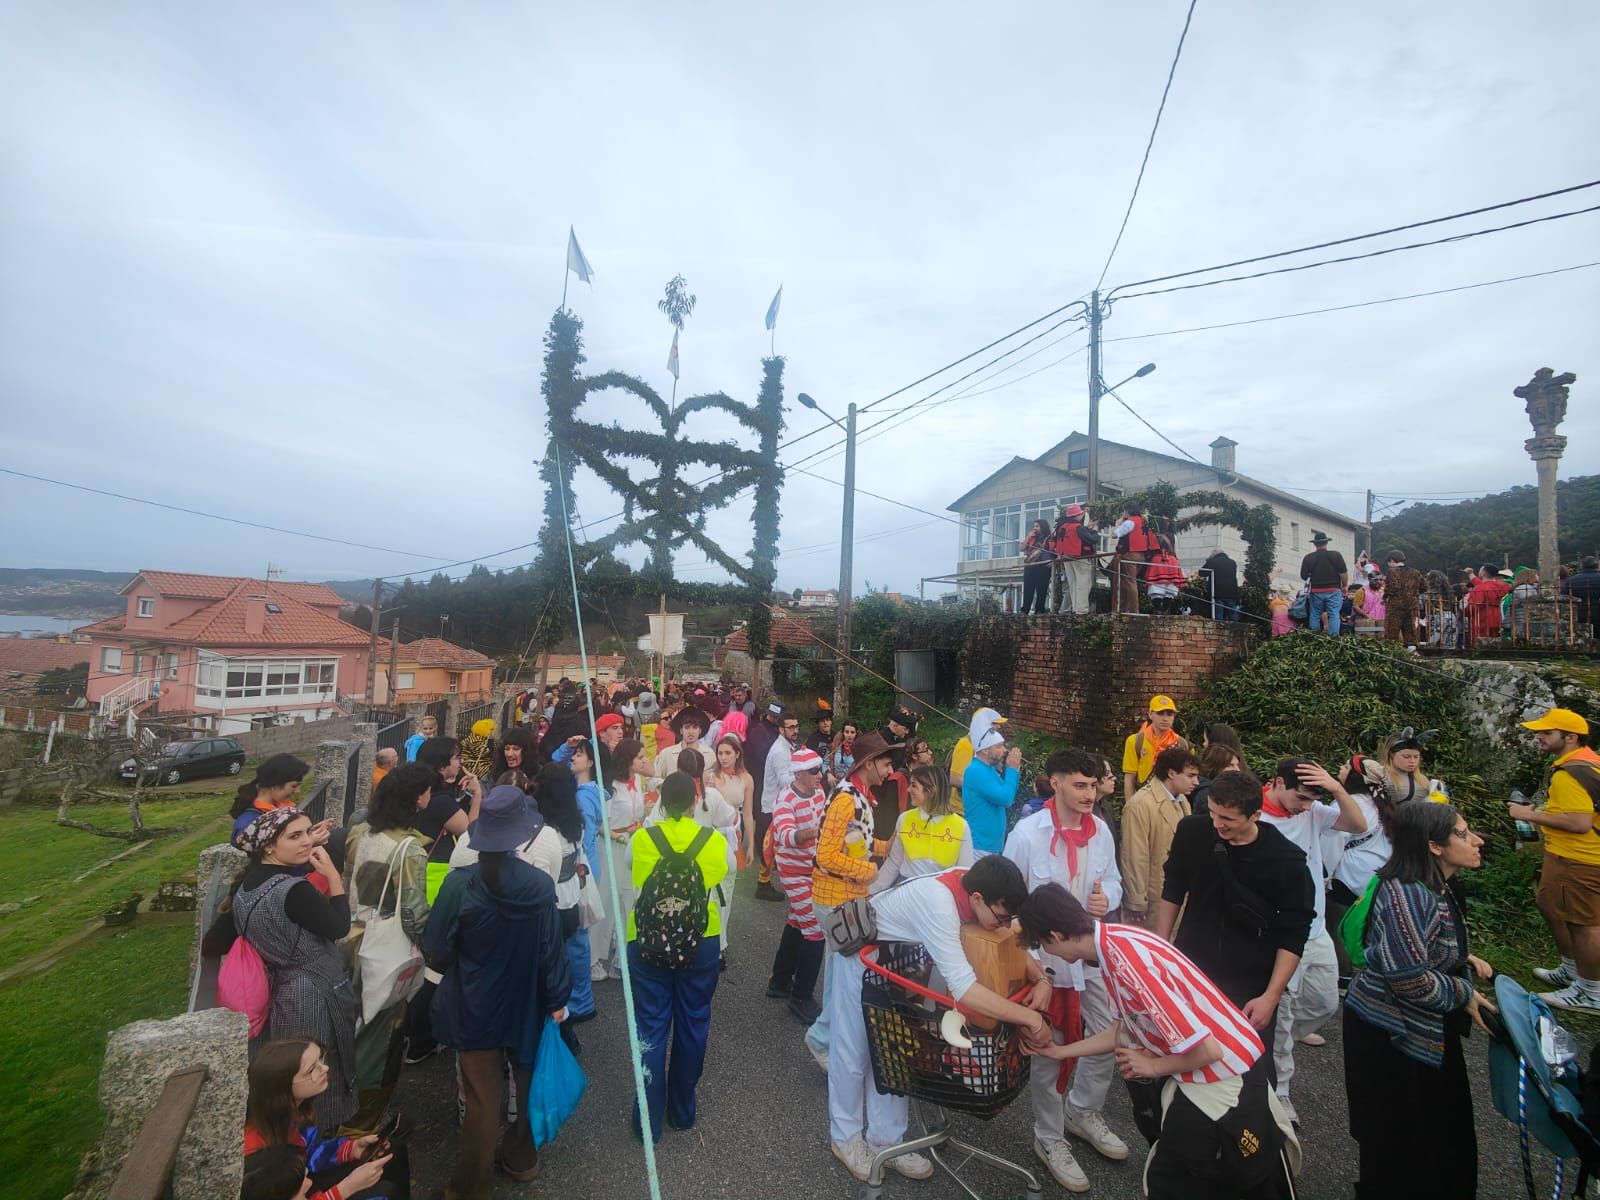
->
xmin=78 ymin=570 xmax=373 ymax=734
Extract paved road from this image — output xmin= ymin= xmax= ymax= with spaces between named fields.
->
xmin=395 ymin=872 xmax=1552 ymax=1199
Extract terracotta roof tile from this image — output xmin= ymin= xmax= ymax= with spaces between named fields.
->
xmin=395 ymin=637 xmax=496 ymax=669
xmin=722 ymin=613 xmax=816 ymax=652
xmin=127 ymin=570 xmax=345 ymax=608
xmin=74 ymin=615 xmax=127 ymax=636
xmin=156 ymin=581 xmax=369 ymax=647
xmin=0 ymin=639 xmax=93 ymax=674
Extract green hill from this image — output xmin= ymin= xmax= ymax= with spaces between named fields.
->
xmin=1371 ymin=474 xmax=1600 ymax=573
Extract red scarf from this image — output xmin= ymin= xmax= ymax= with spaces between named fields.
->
xmin=1260 ymin=783 xmax=1290 ymax=820
xmin=936 ymin=869 xmax=976 ymax=922
xmin=1048 ymin=803 xmax=1096 ymax=879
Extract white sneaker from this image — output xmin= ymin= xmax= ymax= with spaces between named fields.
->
xmin=1535 ymin=963 xmax=1576 ymax=987
xmin=1297 ymin=1032 xmax=1326 ymax=1047
xmin=1542 ymin=984 xmax=1600 ymax=1013
xmin=1033 ymin=1138 xmax=1090 ymax=1193
xmin=831 ymin=1136 xmax=873 ymax=1182
xmin=590 ymin=962 xmax=610 ymax=983
xmin=1064 ymin=1103 xmax=1130 ymax=1161
xmin=885 ymin=1150 xmax=933 ymax=1180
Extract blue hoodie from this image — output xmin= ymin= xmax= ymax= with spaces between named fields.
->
xmin=962 ymin=758 xmax=1020 ymax=854
xmin=426 ymin=855 xmax=572 ymax=1066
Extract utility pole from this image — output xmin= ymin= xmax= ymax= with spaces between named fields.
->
xmin=1363 ymin=489 xmax=1375 ymax=557
xmin=657 ymin=592 xmax=667 ymax=692
xmin=834 ymin=402 xmax=858 ymax=717
xmin=387 ymin=619 xmax=400 ymax=705
xmin=363 ymin=579 xmax=382 ymax=712
xmin=1086 ymin=289 xmax=1103 ymax=503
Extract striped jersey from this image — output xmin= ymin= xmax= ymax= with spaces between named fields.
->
xmin=1095 ymin=922 xmax=1263 ymax=1084
xmin=771 ymin=782 xmax=828 ymax=937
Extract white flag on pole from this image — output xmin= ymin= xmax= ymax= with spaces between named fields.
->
xmin=667 ymin=329 xmax=680 ymax=379
xmin=765 ymin=284 xmax=783 ymax=331
xmin=566 ymin=226 xmax=594 ymax=283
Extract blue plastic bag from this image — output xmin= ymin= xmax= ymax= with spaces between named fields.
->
xmin=528 ymin=1018 xmax=587 ymax=1147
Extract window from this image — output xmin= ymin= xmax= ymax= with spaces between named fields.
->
xmin=194 ymin=653 xmax=338 ymax=704
xmin=395 ymin=672 xmax=415 ymax=690
xmin=101 ymin=647 xmax=122 ymax=674
xmin=1290 ymin=521 xmax=1300 ymax=551
xmin=448 ymin=672 xmax=461 ymax=694
xmin=990 ymin=504 xmax=1022 ymax=559
xmin=962 ymin=509 xmax=991 ymax=561
xmin=136 ymin=597 xmax=155 ymax=618
xmin=265 ymin=603 xmax=282 ymax=614
xmin=1068 ymin=449 xmax=1088 ymax=471
xmin=165 ymin=653 xmax=180 ymax=680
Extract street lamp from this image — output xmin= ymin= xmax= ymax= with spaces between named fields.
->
xmin=796 ymin=392 xmax=858 ymax=717
xmin=1086 ymin=357 xmax=1157 ymax=502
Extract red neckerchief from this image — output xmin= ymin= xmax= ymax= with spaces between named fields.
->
xmin=936 ymin=869 xmax=976 ymax=923
xmin=1048 ymin=802 xmax=1095 ymax=879
xmin=1260 ymin=783 xmax=1290 ymax=820
xmin=848 ymin=771 xmax=879 ymax=808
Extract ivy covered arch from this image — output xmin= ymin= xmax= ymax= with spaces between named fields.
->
xmin=1089 ymin=480 xmax=1278 ymax=616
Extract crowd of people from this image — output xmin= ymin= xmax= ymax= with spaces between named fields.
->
xmin=1011 ymin=500 xmax=1600 ymax=653
xmin=210 ymin=670 xmax=1600 ymax=1200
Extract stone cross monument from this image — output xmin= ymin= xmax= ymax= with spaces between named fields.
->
xmin=1515 ymin=367 xmax=1577 ymax=590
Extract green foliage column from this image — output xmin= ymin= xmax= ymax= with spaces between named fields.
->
xmin=535 ymin=308 xmax=588 ymax=654
xmin=744 ymin=356 xmax=786 ymax=660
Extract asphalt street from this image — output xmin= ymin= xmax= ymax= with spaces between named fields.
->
xmin=395 ymin=870 xmax=1552 ymax=1199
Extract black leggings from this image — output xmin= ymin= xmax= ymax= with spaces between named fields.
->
xmin=1020 ymin=563 xmax=1052 ymax=614
xmin=769 ymin=923 xmax=825 ymax=1001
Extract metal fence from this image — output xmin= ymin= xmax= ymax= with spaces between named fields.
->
xmin=456 ymin=700 xmax=496 ymax=737
xmin=376 ymin=718 xmax=412 ymax=756
xmin=425 ymin=698 xmax=449 ymax=732
xmin=301 ymin=778 xmax=331 ymax=824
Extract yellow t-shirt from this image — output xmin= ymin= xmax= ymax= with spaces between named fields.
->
xmin=628 ymin=814 xmax=729 ymax=940
xmin=1121 ymin=725 xmax=1183 ymax=784
xmin=949 ymin=737 xmax=974 ymax=787
xmin=1543 ymin=748 xmax=1600 ymax=866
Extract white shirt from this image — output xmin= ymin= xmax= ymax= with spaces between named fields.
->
xmin=1259 ymin=801 xmax=1346 ymax=925
xmin=760 ymin=735 xmax=796 ymax=815
xmin=652 ymin=738 xmax=706 ymax=785
xmin=870 ymin=873 xmax=977 ymax=1001
xmin=1331 ymin=793 xmax=1393 ymax=896
xmin=644 ymin=785 xmax=739 ymax=875
xmin=1004 ymin=807 xmax=1122 ymax=989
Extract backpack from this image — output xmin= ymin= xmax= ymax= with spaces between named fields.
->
xmin=216 ymin=875 xmax=289 ymax=1036
xmin=633 ymin=825 xmax=713 ymax=970
xmin=1338 ymin=875 xmax=1382 ymax=971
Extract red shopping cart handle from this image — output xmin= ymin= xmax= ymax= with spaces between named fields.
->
xmin=859 ymin=944 xmax=1035 ymax=1020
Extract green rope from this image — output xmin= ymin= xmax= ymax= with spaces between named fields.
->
xmin=554 ymin=442 xmax=665 ymax=1199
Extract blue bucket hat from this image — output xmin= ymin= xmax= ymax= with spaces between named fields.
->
xmin=468 ymin=784 xmax=540 ymax=853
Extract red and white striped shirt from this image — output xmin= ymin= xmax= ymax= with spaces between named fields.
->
xmin=771 ymin=782 xmax=828 ymax=938
xmin=1095 ymin=922 xmax=1263 ymax=1084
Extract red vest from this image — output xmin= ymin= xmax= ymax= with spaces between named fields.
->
xmin=1119 ymin=515 xmax=1160 ymax=554
xmin=1052 ymin=520 xmax=1091 ymax=558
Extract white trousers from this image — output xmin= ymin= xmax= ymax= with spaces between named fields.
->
xmin=805 ymin=903 xmax=834 ymax=1057
xmin=719 ymin=868 xmax=737 ymax=950
xmin=1059 ymin=558 xmax=1095 ymax=614
xmin=1273 ymin=931 xmax=1339 ymax=1104
xmin=1031 ymin=976 xmax=1117 ymax=1144
xmin=827 ymin=948 xmax=909 ymax=1148
xmin=590 ymin=837 xmax=634 ymax=970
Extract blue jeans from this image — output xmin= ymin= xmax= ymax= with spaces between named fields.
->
xmin=627 ymin=935 xmax=721 ymax=1141
xmin=566 ymin=926 xmax=594 ymax=1018
xmin=1308 ymin=589 xmax=1341 ymax=634
xmin=1212 ymin=599 xmax=1240 ymax=622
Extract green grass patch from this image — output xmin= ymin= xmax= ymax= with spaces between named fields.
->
xmin=0 ymin=922 xmax=192 ymax=1200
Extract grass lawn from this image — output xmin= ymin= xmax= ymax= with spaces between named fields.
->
xmin=0 ymin=921 xmax=193 ymax=1200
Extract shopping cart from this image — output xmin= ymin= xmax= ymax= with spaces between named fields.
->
xmin=857 ymin=941 xmax=1044 ymax=1200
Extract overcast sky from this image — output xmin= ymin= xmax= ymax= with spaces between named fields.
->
xmin=3 ymin=1 xmax=1597 ymax=607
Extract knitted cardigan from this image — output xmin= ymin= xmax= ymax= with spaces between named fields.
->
xmin=1345 ymin=876 xmax=1473 ymax=1067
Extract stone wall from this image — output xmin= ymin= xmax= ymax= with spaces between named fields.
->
xmin=232 ymin=714 xmax=361 ymax=759
xmin=963 ymin=613 xmax=1256 ymax=750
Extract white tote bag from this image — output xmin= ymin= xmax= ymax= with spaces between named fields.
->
xmin=357 ymin=836 xmax=426 ymax=1024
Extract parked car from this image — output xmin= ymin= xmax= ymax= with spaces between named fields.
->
xmin=120 ymin=738 xmax=247 ymax=786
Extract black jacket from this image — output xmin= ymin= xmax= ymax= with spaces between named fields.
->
xmin=1161 ymin=814 xmax=1315 ymax=1007
xmin=1201 ymin=552 xmax=1240 ymax=601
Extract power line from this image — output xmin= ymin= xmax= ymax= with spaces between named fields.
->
xmin=1107 ymin=178 xmax=1600 ymax=296
xmin=1112 ymin=203 xmax=1600 ymax=301
xmin=1095 ymin=0 xmax=1200 ymax=290
xmin=1100 ymin=383 xmax=1207 ymax=468
xmin=1104 ymin=260 xmax=1600 ymax=343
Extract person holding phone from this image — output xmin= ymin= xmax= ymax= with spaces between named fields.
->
xmin=203 ymin=807 xmax=359 ymax=1132
xmin=243 ymin=1037 xmax=407 ymax=1198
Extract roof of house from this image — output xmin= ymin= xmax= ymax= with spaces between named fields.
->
xmin=85 ymin=580 xmax=370 ymax=649
xmin=0 ymin=638 xmax=92 ymax=675
xmin=74 ymin=615 xmax=127 ymax=637
xmin=723 ymin=613 xmax=816 ymax=653
xmin=122 ymin=570 xmax=346 ymax=608
xmin=390 ymin=637 xmax=496 ymax=669
xmin=952 ymin=432 xmax=1361 ymax=531
xmin=536 ymin=652 xmax=627 ymax=669
xmin=944 ymin=456 xmax=1084 ymax=513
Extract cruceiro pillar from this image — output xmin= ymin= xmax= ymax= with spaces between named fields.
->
xmin=1515 ymin=367 xmax=1577 ymax=592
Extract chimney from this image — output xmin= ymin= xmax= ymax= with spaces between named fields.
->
xmin=1209 ymin=436 xmax=1237 ymax=474
xmin=244 ymin=593 xmax=268 ymax=637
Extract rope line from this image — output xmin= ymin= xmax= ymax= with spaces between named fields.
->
xmin=553 ymin=442 xmax=666 ymax=1200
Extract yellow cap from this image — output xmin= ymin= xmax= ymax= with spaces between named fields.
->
xmin=1149 ymin=695 xmax=1178 ymax=713
xmin=1522 ymin=708 xmax=1590 ymax=736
